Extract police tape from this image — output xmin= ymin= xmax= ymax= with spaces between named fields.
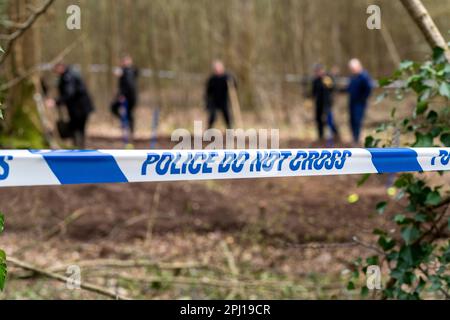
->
xmin=0 ymin=148 xmax=449 ymax=187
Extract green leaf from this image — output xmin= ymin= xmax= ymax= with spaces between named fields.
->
xmin=439 ymin=82 xmax=450 ymax=98
xmin=378 ymin=236 xmax=396 ymax=251
xmin=441 ymin=133 xmax=450 ymax=147
xmin=347 ymin=281 xmax=355 ymax=290
xmin=400 ymin=60 xmax=414 ymax=71
xmin=378 ymin=78 xmax=392 ymax=87
xmin=357 ymin=173 xmax=371 ymax=187
xmin=360 ymin=286 xmax=369 ymax=297
xmin=430 ymin=126 xmax=442 ymax=138
xmin=394 ymin=214 xmax=407 ymax=224
xmin=415 ymin=101 xmax=428 ymax=115
xmin=401 ymin=226 xmax=421 ymax=245
xmin=0 ymin=213 xmax=4 ymax=233
xmin=425 ymin=191 xmax=441 ymax=206
xmin=413 ymin=132 xmax=433 ymax=147
xmin=365 ymin=136 xmax=380 ymax=148
xmin=432 ymin=47 xmax=446 ymax=64
xmin=376 ymin=201 xmax=387 ymax=214
xmin=414 ymin=213 xmax=427 ymax=223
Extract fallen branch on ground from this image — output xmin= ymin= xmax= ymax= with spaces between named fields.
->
xmin=43 ymin=208 xmax=88 ymax=240
xmin=7 ymin=256 xmax=129 ymax=300
xmin=48 ymin=259 xmax=206 ymax=273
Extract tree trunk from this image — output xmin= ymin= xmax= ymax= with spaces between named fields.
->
xmin=400 ymin=0 xmax=450 ymax=62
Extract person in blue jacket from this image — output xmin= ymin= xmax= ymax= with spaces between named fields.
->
xmin=347 ymin=58 xmax=373 ymax=145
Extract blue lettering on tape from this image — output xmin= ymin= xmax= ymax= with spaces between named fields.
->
xmin=140 ymin=150 xmax=354 ymax=177
xmin=431 ymin=150 xmax=450 ymax=166
xmin=0 ymin=155 xmax=13 ymax=180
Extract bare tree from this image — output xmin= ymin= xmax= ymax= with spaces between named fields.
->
xmin=401 ymin=0 xmax=450 ymax=62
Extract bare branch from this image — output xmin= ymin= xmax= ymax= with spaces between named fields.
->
xmin=7 ymin=256 xmax=129 ymax=300
xmin=0 ymin=0 xmax=56 ymax=65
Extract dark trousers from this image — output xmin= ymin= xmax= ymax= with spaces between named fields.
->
xmin=350 ymin=103 xmax=367 ymax=143
xmin=127 ymin=100 xmax=136 ymax=134
xmin=69 ymin=114 xmax=89 ymax=149
xmin=208 ymin=105 xmax=231 ymax=129
xmin=315 ymin=104 xmax=338 ymax=140
xmin=315 ymin=104 xmax=325 ymax=140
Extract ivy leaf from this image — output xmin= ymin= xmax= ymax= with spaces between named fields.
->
xmin=440 ymin=133 xmax=450 ymax=147
xmin=378 ymin=236 xmax=396 ymax=251
xmin=415 ymin=101 xmax=428 ymax=115
xmin=432 ymin=47 xmax=446 ymax=64
xmin=357 ymin=173 xmax=371 ymax=187
xmin=376 ymin=201 xmax=387 ymax=214
xmin=401 ymin=226 xmax=421 ymax=245
xmin=347 ymin=281 xmax=355 ymax=290
xmin=439 ymin=82 xmax=450 ymax=99
xmin=379 ymin=78 xmax=392 ymax=87
xmin=430 ymin=126 xmax=442 ymax=138
xmin=0 ymin=213 xmax=4 ymax=233
xmin=400 ymin=60 xmax=414 ymax=71
xmin=394 ymin=214 xmax=407 ymax=224
xmin=413 ymin=132 xmax=433 ymax=147
xmin=414 ymin=213 xmax=427 ymax=223
xmin=425 ymin=191 xmax=441 ymax=206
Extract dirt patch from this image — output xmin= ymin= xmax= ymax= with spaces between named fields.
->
xmin=1 ymin=137 xmax=395 ymax=244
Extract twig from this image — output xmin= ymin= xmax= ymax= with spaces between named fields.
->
xmin=0 ymin=0 xmax=56 ymax=65
xmin=352 ymin=236 xmax=386 ymax=256
xmin=97 ymin=273 xmax=331 ymax=292
xmin=0 ymin=35 xmax=86 ymax=91
xmin=43 ymin=208 xmax=88 ymax=240
xmin=48 ymin=259 xmax=206 ymax=273
xmin=7 ymin=256 xmax=129 ymax=300
xmin=145 ymin=183 xmax=162 ymax=246
xmin=221 ymin=240 xmax=241 ymax=299
xmin=418 ymin=265 xmax=450 ymax=299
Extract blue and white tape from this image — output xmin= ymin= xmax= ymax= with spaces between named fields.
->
xmin=0 ymin=148 xmax=449 ymax=187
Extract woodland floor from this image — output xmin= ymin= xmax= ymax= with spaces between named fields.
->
xmin=0 ymin=133 xmax=404 ymax=299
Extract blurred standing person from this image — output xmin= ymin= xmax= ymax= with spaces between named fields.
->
xmin=205 ymin=60 xmax=234 ymax=129
xmin=117 ymin=54 xmax=139 ymax=137
xmin=311 ymin=64 xmax=339 ymax=143
xmin=52 ymin=63 xmax=94 ymax=148
xmin=347 ymin=58 xmax=373 ymax=145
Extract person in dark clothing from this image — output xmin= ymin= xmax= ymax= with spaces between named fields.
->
xmin=312 ymin=64 xmax=339 ymax=142
xmin=54 ymin=63 xmax=94 ymax=148
xmin=347 ymin=58 xmax=373 ymax=145
xmin=205 ymin=60 xmax=233 ymax=129
xmin=116 ymin=55 xmax=139 ymax=135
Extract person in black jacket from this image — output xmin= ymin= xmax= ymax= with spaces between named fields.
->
xmin=205 ymin=60 xmax=234 ymax=129
xmin=117 ymin=55 xmax=139 ymax=135
xmin=54 ymin=63 xmax=94 ymax=148
xmin=312 ymin=64 xmax=339 ymax=142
